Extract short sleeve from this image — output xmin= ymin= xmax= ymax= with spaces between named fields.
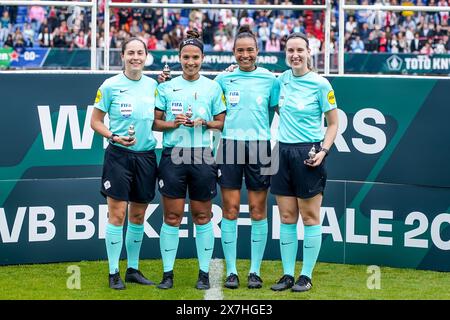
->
xmin=155 ymin=84 xmax=167 ymax=111
xmin=211 ymin=82 xmax=226 ymax=116
xmin=269 ymin=76 xmax=280 ymax=108
xmin=94 ymin=82 xmax=111 ymax=113
xmin=318 ymin=78 xmax=337 ymax=113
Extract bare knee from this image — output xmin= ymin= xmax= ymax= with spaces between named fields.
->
xmin=193 ymin=211 xmax=212 ymax=225
xmin=128 ymin=212 xmax=145 ymax=225
xmin=301 ymin=214 xmax=320 ymax=226
xmin=222 ymin=204 xmax=239 ymax=221
xmin=280 ymin=210 xmax=298 ymax=225
xmin=250 ymin=204 xmax=267 ymax=221
xmin=164 ymin=212 xmax=183 ymax=227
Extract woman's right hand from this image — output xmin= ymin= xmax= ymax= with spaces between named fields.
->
xmin=224 ymin=64 xmax=238 ymax=72
xmin=115 ymin=135 xmax=136 ymax=147
xmin=174 ymin=114 xmax=188 ymax=128
xmin=158 ymin=72 xmax=170 ymax=83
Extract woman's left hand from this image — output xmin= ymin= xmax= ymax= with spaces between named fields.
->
xmin=184 ymin=118 xmax=204 ymax=127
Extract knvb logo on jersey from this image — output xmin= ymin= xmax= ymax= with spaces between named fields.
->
xmin=386 ymin=55 xmax=403 ymax=71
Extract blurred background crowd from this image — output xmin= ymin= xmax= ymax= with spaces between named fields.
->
xmin=1 ymin=0 xmax=449 ymax=55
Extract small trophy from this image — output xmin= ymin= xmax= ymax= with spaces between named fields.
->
xmin=128 ymin=124 xmax=135 ymax=141
xmin=185 ymin=105 xmax=193 ymax=125
xmin=306 ymin=145 xmax=316 ymax=164
xmin=163 ymin=63 xmax=171 ymax=80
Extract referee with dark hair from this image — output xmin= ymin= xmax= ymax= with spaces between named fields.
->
xmin=91 ymin=37 xmax=158 ymax=290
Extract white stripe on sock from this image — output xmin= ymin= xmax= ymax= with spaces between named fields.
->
xmin=204 ymin=258 xmax=224 ymax=300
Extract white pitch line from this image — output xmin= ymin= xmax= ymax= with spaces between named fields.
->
xmin=204 ymin=258 xmax=224 ymax=300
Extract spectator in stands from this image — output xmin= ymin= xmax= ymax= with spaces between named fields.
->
xmin=23 ymin=23 xmax=34 ymax=47
xmin=52 ymin=27 xmax=66 ymax=48
xmin=359 ymin=22 xmax=371 ymax=42
xmin=389 ymin=33 xmax=399 ymax=53
xmin=365 ymin=31 xmax=379 ymax=52
xmin=74 ymin=30 xmax=88 ymax=49
xmin=351 ymin=35 xmax=365 ymax=52
xmin=307 ymin=32 xmax=321 ymax=57
xmin=410 ymin=32 xmax=422 ymax=53
xmin=13 ymin=33 xmax=26 ymax=54
xmin=346 ymin=15 xmax=358 ymax=34
xmin=397 ymin=31 xmax=408 ymax=52
xmin=38 ymin=26 xmax=53 ymax=48
xmin=3 ymin=33 xmax=13 ymax=48
xmin=434 ymin=38 xmax=446 ymax=53
xmin=147 ymin=34 xmax=157 ymax=50
xmin=202 ymin=13 xmax=214 ymax=51
xmin=0 ymin=10 xmax=11 ymax=43
xmin=29 ymin=4 xmax=46 ymax=34
xmin=378 ymin=31 xmax=388 ymax=52
xmin=292 ymin=18 xmax=306 ymax=34
xmin=266 ymin=33 xmax=280 ymax=51
xmin=258 ymin=21 xmax=271 ymax=51
xmin=443 ymin=34 xmax=450 ymax=52
xmin=420 ymin=38 xmax=435 ymax=54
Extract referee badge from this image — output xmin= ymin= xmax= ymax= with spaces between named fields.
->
xmin=327 ymin=90 xmax=336 ymax=105
xmin=95 ymin=90 xmax=102 ymax=104
xmin=120 ymin=103 xmax=133 ymax=118
xmin=228 ymin=91 xmax=240 ymax=106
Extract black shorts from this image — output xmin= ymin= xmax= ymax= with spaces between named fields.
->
xmin=270 ymin=142 xmax=327 ymax=199
xmin=158 ymin=147 xmax=218 ymax=201
xmin=101 ymin=144 xmax=158 ymax=203
xmin=216 ymin=138 xmax=271 ymax=191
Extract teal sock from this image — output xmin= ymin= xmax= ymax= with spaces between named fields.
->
xmin=160 ymin=223 xmax=179 ymax=272
xmin=195 ymin=221 xmax=214 ymax=273
xmin=301 ymin=225 xmax=322 ymax=279
xmin=280 ymin=223 xmax=298 ymax=277
xmin=105 ymin=223 xmax=123 ymax=274
xmin=249 ymin=218 xmax=268 ymax=275
xmin=125 ymin=221 xmax=144 ymax=270
xmin=220 ymin=218 xmax=238 ymax=276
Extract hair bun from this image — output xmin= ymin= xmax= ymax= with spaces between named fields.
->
xmin=237 ymin=25 xmax=252 ymax=35
xmin=186 ymin=29 xmax=201 ymax=39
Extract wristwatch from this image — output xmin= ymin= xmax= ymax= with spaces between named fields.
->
xmin=108 ymin=133 xmax=118 ymax=144
xmin=320 ymin=147 xmax=329 ymax=156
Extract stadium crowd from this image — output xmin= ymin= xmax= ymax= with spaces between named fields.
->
xmin=1 ymin=0 xmax=449 ymax=55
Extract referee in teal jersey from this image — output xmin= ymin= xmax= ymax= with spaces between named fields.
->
xmin=270 ymin=33 xmax=339 ymax=292
xmin=153 ymin=29 xmax=226 ymax=290
xmin=91 ymin=38 xmax=158 ymax=290
xmin=215 ymin=25 xmax=280 ymax=290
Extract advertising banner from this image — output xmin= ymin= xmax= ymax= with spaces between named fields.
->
xmin=0 ymin=74 xmax=449 ymax=271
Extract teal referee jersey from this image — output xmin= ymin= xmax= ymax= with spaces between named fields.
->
xmin=215 ymin=67 xmax=280 ymax=141
xmin=277 ymin=70 xmax=337 ymax=143
xmin=94 ymin=73 xmax=158 ymax=151
xmin=155 ymin=75 xmax=226 ymax=148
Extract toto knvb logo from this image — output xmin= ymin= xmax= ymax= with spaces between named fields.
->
xmin=386 ymin=55 xmax=403 ymax=71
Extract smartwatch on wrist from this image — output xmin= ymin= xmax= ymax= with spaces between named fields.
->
xmin=108 ymin=133 xmax=118 ymax=144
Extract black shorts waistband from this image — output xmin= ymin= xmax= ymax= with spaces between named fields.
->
xmin=108 ymin=143 xmax=156 ymax=155
xmin=278 ymin=141 xmax=322 ymax=148
xmin=163 ymin=146 xmax=212 ymax=152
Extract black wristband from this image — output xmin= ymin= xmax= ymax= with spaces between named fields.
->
xmin=320 ymin=147 xmax=329 ymax=156
xmin=108 ymin=133 xmax=118 ymax=144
